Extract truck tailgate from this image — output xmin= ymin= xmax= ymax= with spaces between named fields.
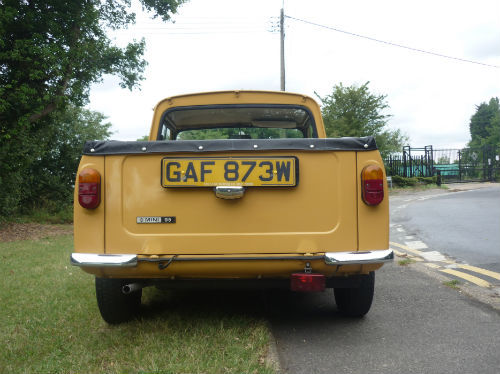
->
xmin=104 ymin=150 xmax=357 ymax=255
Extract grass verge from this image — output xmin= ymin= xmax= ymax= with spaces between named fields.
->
xmin=0 ymin=235 xmax=275 ymax=374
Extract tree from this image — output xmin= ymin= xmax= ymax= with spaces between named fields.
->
xmin=437 ymin=155 xmax=451 ymax=165
xmin=0 ymin=0 xmax=185 ymax=125
xmin=25 ymin=105 xmax=112 ymax=209
xmin=0 ymin=105 xmax=112 ymax=218
xmin=315 ymin=82 xmax=408 ymax=158
xmin=468 ymin=97 xmax=500 ymax=149
xmin=0 ymin=0 xmax=185 ymax=218
xmin=177 ymin=128 xmax=303 ymax=140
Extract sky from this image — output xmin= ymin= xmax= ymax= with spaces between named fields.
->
xmin=88 ymin=0 xmax=500 ymax=149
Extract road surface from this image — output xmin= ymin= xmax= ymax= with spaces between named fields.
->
xmin=390 ymin=185 xmax=500 ymax=272
xmin=271 ymin=183 xmax=500 ymax=374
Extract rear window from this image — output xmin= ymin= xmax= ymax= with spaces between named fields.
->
xmin=158 ymin=105 xmax=317 ymax=140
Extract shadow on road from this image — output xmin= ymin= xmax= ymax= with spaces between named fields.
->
xmin=139 ymin=287 xmax=349 ymax=322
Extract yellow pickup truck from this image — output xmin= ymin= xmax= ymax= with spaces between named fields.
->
xmin=71 ymin=90 xmax=392 ymax=323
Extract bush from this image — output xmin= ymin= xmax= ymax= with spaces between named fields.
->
xmin=0 ymin=105 xmax=110 ymax=223
xmin=391 ymin=175 xmax=437 ymax=187
xmin=416 ymin=176 xmax=437 ymax=185
xmin=21 ymin=203 xmax=74 ymax=224
xmin=392 ymin=175 xmax=416 ymax=187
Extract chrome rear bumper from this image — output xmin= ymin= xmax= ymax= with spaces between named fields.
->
xmin=70 ymin=253 xmax=138 ymax=267
xmin=71 ymin=249 xmax=393 ymax=268
xmin=324 ymin=249 xmax=394 ymax=265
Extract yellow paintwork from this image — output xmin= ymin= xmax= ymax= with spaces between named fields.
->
xmin=99 ymin=151 xmax=357 ymax=255
xmin=74 ymin=90 xmax=388 ymax=279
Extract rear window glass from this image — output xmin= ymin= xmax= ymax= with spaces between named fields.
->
xmin=158 ymin=105 xmax=317 ymax=140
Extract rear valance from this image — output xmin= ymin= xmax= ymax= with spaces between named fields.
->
xmin=83 ymin=136 xmax=377 ymax=155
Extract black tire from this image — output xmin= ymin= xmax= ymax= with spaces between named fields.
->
xmin=334 ymin=272 xmax=375 ymax=317
xmin=95 ymin=278 xmax=142 ymax=324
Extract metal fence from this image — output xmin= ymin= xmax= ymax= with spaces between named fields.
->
xmin=385 ymin=145 xmax=500 ymax=183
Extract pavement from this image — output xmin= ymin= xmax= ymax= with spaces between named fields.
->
xmin=389 ymin=181 xmax=497 ymax=196
xmin=442 ymin=181 xmax=498 ymax=192
xmin=271 ymin=182 xmax=500 ymax=374
xmin=270 ymin=261 xmax=500 ymax=374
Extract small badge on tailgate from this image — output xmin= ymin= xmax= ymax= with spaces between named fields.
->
xmin=136 ymin=216 xmax=176 ymax=224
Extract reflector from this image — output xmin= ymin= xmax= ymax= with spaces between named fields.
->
xmin=290 ymin=273 xmax=326 ymax=292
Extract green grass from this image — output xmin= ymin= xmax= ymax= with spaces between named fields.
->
xmin=0 ymin=235 xmax=275 ymax=374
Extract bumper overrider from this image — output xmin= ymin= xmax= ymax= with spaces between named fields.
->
xmin=70 ymin=249 xmax=394 ymax=268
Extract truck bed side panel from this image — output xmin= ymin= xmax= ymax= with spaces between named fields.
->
xmin=356 ymin=151 xmax=389 ymax=251
xmin=73 ymin=157 xmax=106 ymax=253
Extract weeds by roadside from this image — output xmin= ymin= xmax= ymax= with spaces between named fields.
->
xmin=398 ymin=258 xmax=416 ymax=266
xmin=443 ymin=280 xmax=461 ymax=289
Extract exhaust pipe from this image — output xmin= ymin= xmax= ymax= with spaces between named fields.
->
xmin=122 ymin=283 xmax=144 ymax=294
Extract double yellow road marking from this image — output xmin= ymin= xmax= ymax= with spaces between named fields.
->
xmin=390 ymin=242 xmax=424 ymax=256
xmin=440 ymin=269 xmax=491 ymax=288
xmin=456 ymin=264 xmax=500 ymax=281
xmin=390 ymin=241 xmax=500 ymax=288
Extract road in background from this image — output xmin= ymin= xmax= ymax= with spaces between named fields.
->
xmin=390 ymin=185 xmax=500 ymax=272
xmin=271 ymin=183 xmax=500 ymax=374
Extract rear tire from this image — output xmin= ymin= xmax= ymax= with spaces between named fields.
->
xmin=95 ymin=278 xmax=142 ymax=324
xmin=334 ymin=272 xmax=375 ymax=317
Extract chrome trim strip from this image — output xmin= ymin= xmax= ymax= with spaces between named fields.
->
xmin=138 ymin=255 xmax=325 ymax=262
xmin=70 ymin=253 xmax=138 ymax=267
xmin=324 ymin=249 xmax=394 ymax=265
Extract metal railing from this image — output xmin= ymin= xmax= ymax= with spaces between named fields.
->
xmin=385 ymin=146 xmax=500 ymax=183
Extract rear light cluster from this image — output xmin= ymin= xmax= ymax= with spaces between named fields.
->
xmin=78 ymin=168 xmax=101 ymax=209
xmin=361 ymin=165 xmax=384 ymax=206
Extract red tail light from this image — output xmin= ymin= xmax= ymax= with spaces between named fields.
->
xmin=78 ymin=168 xmax=101 ymax=209
xmin=291 ymin=273 xmax=326 ymax=292
xmin=361 ymin=165 xmax=384 ymax=206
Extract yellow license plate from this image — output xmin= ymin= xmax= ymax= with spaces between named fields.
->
xmin=161 ymin=157 xmax=298 ymax=187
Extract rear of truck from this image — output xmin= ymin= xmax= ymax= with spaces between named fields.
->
xmin=71 ymin=91 xmax=392 ymax=323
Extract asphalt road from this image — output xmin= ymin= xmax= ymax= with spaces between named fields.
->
xmin=270 ymin=262 xmax=500 ymax=374
xmin=271 ymin=184 xmax=500 ymax=374
xmin=390 ymin=186 xmax=500 ymax=272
